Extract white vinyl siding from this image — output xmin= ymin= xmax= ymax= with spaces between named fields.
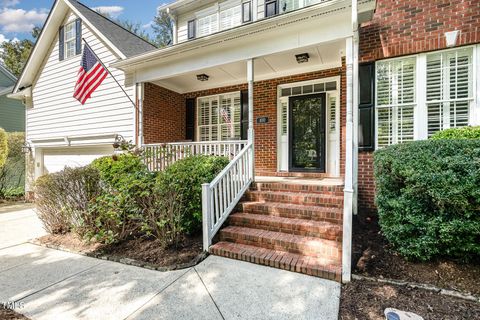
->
xmin=376 ymin=58 xmax=416 ymax=148
xmin=197 ymin=92 xmax=241 ymax=141
xmin=426 ymin=48 xmax=473 ymax=136
xmin=28 ymin=13 xmax=135 ymax=143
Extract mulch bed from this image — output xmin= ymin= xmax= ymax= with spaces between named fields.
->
xmin=352 ymin=213 xmax=480 ymax=295
xmin=36 ymin=233 xmax=203 ymax=270
xmin=0 ymin=307 xmax=29 ymax=320
xmin=340 ymin=280 xmax=480 ymax=320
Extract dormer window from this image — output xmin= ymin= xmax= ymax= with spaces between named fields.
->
xmin=59 ymin=19 xmax=82 ymax=61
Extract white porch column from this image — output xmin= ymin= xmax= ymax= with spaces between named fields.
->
xmin=136 ymin=82 xmax=145 ymax=146
xmin=342 ymin=0 xmax=359 ymax=284
xmin=247 ymin=59 xmax=255 ymax=179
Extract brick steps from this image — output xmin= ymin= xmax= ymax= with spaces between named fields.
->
xmin=245 ymin=190 xmax=343 ymax=207
xmin=238 ymin=201 xmax=343 ymax=223
xmin=229 ymin=213 xmax=342 ymax=241
xmin=211 ymin=178 xmax=344 ymax=282
xmin=210 ymin=241 xmax=341 ymax=281
xmin=219 ymin=226 xmax=341 ymax=259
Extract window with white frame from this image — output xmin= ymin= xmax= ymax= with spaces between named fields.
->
xmin=64 ymin=21 xmax=77 ymax=59
xmin=376 ymin=58 xmax=416 ymax=148
xmin=220 ymin=1 xmax=242 ymax=30
xmin=197 ymin=12 xmax=219 ymax=37
xmin=197 ymin=92 xmax=242 ymax=141
xmin=426 ymin=48 xmax=473 ymax=136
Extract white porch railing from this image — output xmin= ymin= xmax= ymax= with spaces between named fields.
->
xmin=202 ymin=143 xmax=254 ymax=250
xmin=142 ymin=141 xmax=247 ymax=171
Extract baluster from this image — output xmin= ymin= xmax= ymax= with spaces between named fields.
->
xmin=215 ymin=186 xmax=221 ymax=223
xmin=227 ymin=172 xmax=232 ymax=204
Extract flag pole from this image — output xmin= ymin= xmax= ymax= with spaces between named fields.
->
xmin=82 ymin=38 xmax=137 ymax=108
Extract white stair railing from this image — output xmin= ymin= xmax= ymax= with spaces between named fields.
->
xmin=202 ymin=143 xmax=254 ymax=251
xmin=143 ymin=141 xmax=247 ymax=171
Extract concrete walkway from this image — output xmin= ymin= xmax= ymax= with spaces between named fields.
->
xmin=0 ymin=208 xmax=341 ymax=320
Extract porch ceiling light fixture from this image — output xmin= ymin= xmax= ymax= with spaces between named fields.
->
xmin=295 ymin=53 xmax=310 ymax=64
xmin=196 ymin=74 xmax=210 ymax=81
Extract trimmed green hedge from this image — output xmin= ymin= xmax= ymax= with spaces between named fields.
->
xmin=0 ymin=128 xmax=7 ymax=169
xmin=430 ymin=126 xmax=480 ymax=140
xmin=374 ymin=139 xmax=480 ymax=261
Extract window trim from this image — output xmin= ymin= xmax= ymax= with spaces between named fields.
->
xmin=374 ymin=45 xmax=478 ymax=148
xmin=63 ymin=20 xmax=77 ymax=60
xmin=196 ymin=91 xmax=242 ymax=142
xmin=242 ymin=1 xmax=252 ymax=23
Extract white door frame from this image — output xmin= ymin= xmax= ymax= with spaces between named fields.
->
xmin=276 ymin=76 xmax=341 ymax=176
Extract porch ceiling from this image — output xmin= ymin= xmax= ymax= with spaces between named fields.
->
xmin=152 ymin=40 xmax=345 ymax=94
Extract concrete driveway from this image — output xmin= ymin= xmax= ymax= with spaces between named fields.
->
xmin=0 ymin=204 xmax=46 ymax=249
xmin=0 ymin=207 xmax=341 ymax=320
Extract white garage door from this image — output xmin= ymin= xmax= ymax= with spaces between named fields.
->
xmin=43 ymin=145 xmax=114 ymax=175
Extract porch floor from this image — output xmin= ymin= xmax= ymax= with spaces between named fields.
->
xmin=255 ymin=176 xmax=344 ymax=187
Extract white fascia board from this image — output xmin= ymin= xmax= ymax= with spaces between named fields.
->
xmin=64 ymin=0 xmax=126 ymax=60
xmin=113 ymin=0 xmax=352 ymax=71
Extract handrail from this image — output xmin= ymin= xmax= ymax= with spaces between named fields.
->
xmin=202 ymin=143 xmax=254 ymax=251
xmin=142 ymin=140 xmax=247 ymax=171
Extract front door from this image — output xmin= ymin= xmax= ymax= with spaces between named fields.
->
xmin=289 ymin=93 xmax=326 ymax=172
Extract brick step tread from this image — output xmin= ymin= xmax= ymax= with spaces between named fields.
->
xmin=210 ymin=241 xmax=341 ymax=281
xmin=229 ymin=213 xmax=342 ymax=241
xmin=245 ymin=190 xmax=344 ymax=207
xmin=219 ymin=226 xmax=342 ymax=259
xmin=239 ymin=201 xmax=343 ymax=223
xmin=252 ymin=182 xmax=344 ymax=195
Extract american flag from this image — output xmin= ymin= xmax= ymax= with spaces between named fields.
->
xmin=220 ymin=107 xmax=234 ymax=137
xmin=73 ymin=45 xmax=108 ymax=105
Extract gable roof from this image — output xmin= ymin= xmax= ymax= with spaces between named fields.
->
xmin=12 ymin=0 xmax=156 ymax=94
xmin=68 ymin=1 xmax=156 ymax=58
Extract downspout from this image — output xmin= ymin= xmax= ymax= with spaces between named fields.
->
xmin=352 ymin=3 xmax=359 ymax=216
xmin=342 ymin=0 xmax=359 ymax=283
xmin=136 ymin=82 xmax=144 ymax=146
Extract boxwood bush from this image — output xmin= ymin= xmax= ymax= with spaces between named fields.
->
xmin=430 ymin=126 xmax=480 ymax=140
xmin=156 ymin=155 xmax=229 ymax=234
xmin=374 ymin=139 xmax=480 ymax=261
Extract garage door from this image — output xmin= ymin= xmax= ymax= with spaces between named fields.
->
xmin=42 ymin=145 xmax=114 ymax=175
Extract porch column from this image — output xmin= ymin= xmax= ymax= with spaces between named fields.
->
xmin=342 ymin=0 xmax=359 ymax=284
xmin=247 ymin=58 xmax=255 ymax=179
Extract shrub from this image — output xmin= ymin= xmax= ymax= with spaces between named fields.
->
xmin=35 ymin=166 xmax=101 ymax=234
xmin=430 ymin=126 xmax=480 ymax=140
xmin=374 ymin=139 xmax=480 ymax=261
xmin=0 ymin=128 xmax=7 ymax=169
xmin=0 ymin=132 xmax=25 ymax=199
xmin=156 ymin=155 xmax=229 ymax=234
xmin=88 ymin=154 xmax=156 ymax=244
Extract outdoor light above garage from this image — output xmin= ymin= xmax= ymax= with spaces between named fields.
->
xmin=197 ymin=74 xmax=210 ymax=81
xmin=295 ymin=53 xmax=310 ymax=63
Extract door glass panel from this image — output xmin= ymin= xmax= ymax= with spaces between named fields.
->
xmin=289 ymin=94 xmax=326 ymax=171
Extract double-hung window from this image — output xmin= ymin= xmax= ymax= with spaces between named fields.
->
xmin=64 ymin=21 xmax=77 ymax=59
xmin=376 ymin=58 xmax=416 ymax=148
xmin=197 ymin=92 xmax=242 ymax=141
xmin=426 ymin=48 xmax=473 ymax=136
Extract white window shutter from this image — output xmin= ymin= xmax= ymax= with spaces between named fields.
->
xmin=220 ymin=5 xmax=242 ymax=30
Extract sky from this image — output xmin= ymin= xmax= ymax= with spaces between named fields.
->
xmin=0 ymin=0 xmax=175 ymax=44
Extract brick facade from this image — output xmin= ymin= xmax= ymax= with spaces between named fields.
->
xmin=145 ymin=66 xmax=347 ymax=175
xmin=143 ymin=82 xmax=186 ymax=144
xmin=357 ymin=0 xmax=480 ymax=212
xmin=360 ymin=0 xmax=480 ymax=63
